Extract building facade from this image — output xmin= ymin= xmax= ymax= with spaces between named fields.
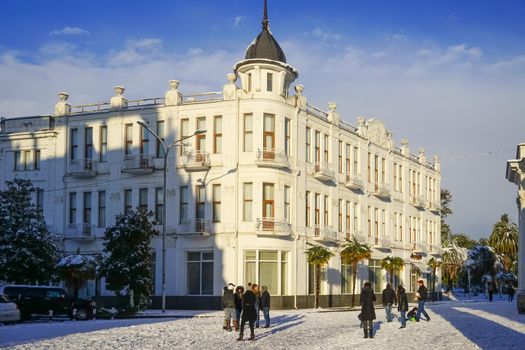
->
xmin=0 ymin=5 xmax=441 ymax=309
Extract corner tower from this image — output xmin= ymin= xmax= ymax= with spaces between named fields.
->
xmin=234 ymin=0 xmax=298 ymax=97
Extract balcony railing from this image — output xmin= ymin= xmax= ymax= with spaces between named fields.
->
xmin=411 ymin=196 xmax=426 ymax=209
xmin=313 ymin=163 xmax=335 ymax=181
xmin=195 ymin=218 xmax=210 ymax=235
xmin=256 ymin=218 xmax=291 ymax=236
xmin=67 ymin=158 xmax=97 ymax=177
xmin=311 ymin=225 xmax=338 ymax=242
xmin=411 ymin=242 xmax=426 ymax=254
xmin=345 ymin=174 xmax=363 ymax=191
xmin=122 ymin=154 xmax=155 ymax=173
xmin=183 ymin=150 xmax=211 ymax=171
xmin=430 ymin=201 xmax=441 ymax=213
xmin=65 ymin=223 xmax=96 ymax=240
xmin=255 ymin=148 xmax=290 ymax=169
xmin=373 ymin=184 xmax=391 ymax=199
xmin=368 ymin=235 xmax=382 ymax=247
xmin=391 ymin=239 xmax=405 ymax=249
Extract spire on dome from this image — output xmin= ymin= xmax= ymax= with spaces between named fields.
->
xmin=262 ymin=0 xmax=269 ymax=30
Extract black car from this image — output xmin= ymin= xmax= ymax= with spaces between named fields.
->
xmin=0 ymin=285 xmax=96 ymax=320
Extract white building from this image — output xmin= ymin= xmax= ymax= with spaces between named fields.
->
xmin=0 ymin=3 xmax=441 ymax=309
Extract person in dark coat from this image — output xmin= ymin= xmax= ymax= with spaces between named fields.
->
xmin=397 ymin=285 xmax=409 ymax=328
xmin=382 ymin=283 xmax=397 ymax=322
xmin=222 ymin=283 xmax=237 ymax=331
xmin=260 ymin=285 xmax=271 ymax=328
xmin=237 ymin=284 xmax=257 ymax=341
xmin=415 ymin=278 xmax=431 ymax=322
xmin=488 ymin=281 xmax=495 ymax=302
xmin=508 ymin=282 xmax=516 ymax=302
xmin=360 ymin=281 xmax=376 ymax=339
xmin=234 ymin=285 xmax=244 ymax=328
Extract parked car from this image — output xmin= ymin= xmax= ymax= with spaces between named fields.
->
xmin=0 ymin=294 xmax=21 ymax=324
xmin=0 ymin=285 xmax=96 ymax=321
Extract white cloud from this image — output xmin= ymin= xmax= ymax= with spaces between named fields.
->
xmin=49 ymin=26 xmax=90 ymax=36
xmin=107 ymin=38 xmax=163 ymax=66
xmin=312 ymin=27 xmax=341 ymax=43
xmin=233 ymin=16 xmax=244 ymax=27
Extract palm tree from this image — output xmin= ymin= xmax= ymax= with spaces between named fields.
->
xmin=489 ymin=214 xmax=518 ymax=271
xmin=341 ymin=236 xmax=372 ymax=307
xmin=427 ymin=257 xmax=442 ymax=300
xmin=380 ymin=256 xmax=405 ymax=287
xmin=441 ymin=239 xmax=467 ymax=292
xmin=305 ymin=244 xmax=334 ymax=308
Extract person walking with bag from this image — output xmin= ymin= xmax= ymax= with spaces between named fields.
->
xmin=382 ymin=283 xmax=397 ymax=322
xmin=415 ymin=278 xmax=431 ymax=322
xmin=397 ymin=285 xmax=409 ymax=329
xmin=237 ymin=284 xmax=257 ymax=341
xmin=260 ymin=285 xmax=271 ymax=328
xmin=360 ymin=281 xmax=376 ymax=339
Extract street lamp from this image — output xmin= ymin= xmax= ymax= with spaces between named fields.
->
xmin=137 ymin=120 xmax=206 ymax=313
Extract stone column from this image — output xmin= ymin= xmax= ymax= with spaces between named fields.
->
xmin=517 ymin=189 xmax=525 ymax=313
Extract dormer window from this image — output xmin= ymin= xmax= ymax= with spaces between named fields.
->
xmin=267 ymin=73 xmax=273 ymax=92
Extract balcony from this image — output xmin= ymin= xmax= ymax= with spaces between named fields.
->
xmin=430 ymin=244 xmax=442 ymax=256
xmin=183 ymin=151 xmax=211 ymax=171
xmin=368 ymin=235 xmax=382 ymax=248
xmin=391 ymin=239 xmax=405 ymax=249
xmin=411 ymin=242 xmax=426 ymax=254
xmin=67 ymin=158 xmax=97 ymax=177
xmin=65 ymin=223 xmax=96 ymax=240
xmin=430 ymin=201 xmax=441 ymax=214
xmin=178 ymin=219 xmax=210 ymax=236
xmin=195 ymin=218 xmax=210 ymax=236
xmin=373 ymin=184 xmax=391 ymax=199
xmin=411 ymin=196 xmax=426 ymax=209
xmin=122 ymin=154 xmax=155 ymax=174
xmin=255 ymin=148 xmax=290 ymax=169
xmin=311 ymin=225 xmax=338 ymax=242
xmin=345 ymin=174 xmax=363 ymax=191
xmin=256 ymin=218 xmax=291 ymax=236
xmin=313 ymin=163 xmax=335 ymax=181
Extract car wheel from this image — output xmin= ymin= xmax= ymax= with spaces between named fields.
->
xmin=75 ymin=308 xmax=89 ymax=320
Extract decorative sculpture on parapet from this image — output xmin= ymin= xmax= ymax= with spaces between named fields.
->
xmin=357 ymin=117 xmax=367 ymax=137
xmin=433 ymin=155 xmax=441 ymax=172
xmin=386 ymin=131 xmax=394 ymax=151
xmin=223 ymin=73 xmax=238 ymax=100
xmin=401 ymin=138 xmax=409 ymax=156
xmin=110 ymin=86 xmax=128 ymax=111
xmin=327 ymin=102 xmax=340 ymax=126
xmin=54 ymin=92 xmax=71 ymax=117
xmin=165 ymin=80 xmax=182 ymax=106
xmin=418 ymin=148 xmax=427 ymax=164
xmin=294 ymin=84 xmax=307 ymax=110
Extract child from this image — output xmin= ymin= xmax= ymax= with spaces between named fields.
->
xmin=407 ymin=307 xmax=418 ymax=322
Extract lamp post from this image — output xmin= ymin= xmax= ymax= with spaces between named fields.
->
xmin=137 ymin=121 xmax=206 ymax=313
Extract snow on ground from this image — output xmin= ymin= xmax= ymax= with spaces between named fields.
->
xmin=1 ymin=299 xmax=524 ymax=350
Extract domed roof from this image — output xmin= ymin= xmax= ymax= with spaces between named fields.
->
xmin=245 ymin=0 xmax=287 ymax=63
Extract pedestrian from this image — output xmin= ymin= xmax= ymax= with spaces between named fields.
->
xmin=415 ymin=278 xmax=431 ymax=322
xmin=222 ymin=283 xmax=237 ymax=331
xmin=260 ymin=285 xmax=271 ymax=328
xmin=397 ymin=285 xmax=408 ymax=329
xmin=360 ymin=281 xmax=376 ymax=339
xmin=253 ymin=284 xmax=261 ymax=328
xmin=237 ymin=284 xmax=257 ymax=341
xmin=488 ymin=281 xmax=494 ymax=302
xmin=508 ymin=282 xmax=516 ymax=302
xmin=407 ymin=307 xmax=418 ymax=321
xmin=382 ymin=283 xmax=397 ymax=322
xmin=234 ymin=285 xmax=244 ymax=328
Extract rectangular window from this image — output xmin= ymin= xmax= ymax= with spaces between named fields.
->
xmin=155 ymin=187 xmax=163 ymax=224
xmin=314 ymin=193 xmax=320 ymax=227
xmin=353 ymin=202 xmax=358 ymax=232
xmin=23 ymin=150 xmax=30 ymax=170
xmin=243 ymin=183 xmax=253 ymax=221
xmin=285 ymin=118 xmax=291 ymax=156
xmin=341 ymin=259 xmax=353 ymax=294
xmin=284 ymin=186 xmax=290 ymax=223
xmin=314 ymin=131 xmax=320 ymax=163
xmin=196 ymin=185 xmax=205 ymax=219
xmin=305 ymin=191 xmax=311 ymax=227
xmin=187 ymin=251 xmax=214 ymax=295
xmin=100 ymin=125 xmax=108 ymax=162
xmin=180 ymin=186 xmax=188 ymax=223
xmin=139 ymin=188 xmax=148 ymax=210
xmin=244 ymin=250 xmax=286 ymax=295
xmin=381 ymin=158 xmax=386 ymax=184
xmin=98 ymin=191 xmax=106 ymax=228
xmin=196 ymin=117 xmax=206 ymax=152
xmin=263 ymin=183 xmax=274 ymax=218
xmin=140 ymin=125 xmax=149 ymax=155
xmin=70 ymin=128 xmax=78 ymax=160
xmin=180 ymin=119 xmax=189 ymax=155
xmin=323 ymin=195 xmax=329 ymax=227
xmin=345 ymin=201 xmax=351 ymax=239
xmin=267 ymin=72 xmax=273 ymax=92
xmin=124 ymin=189 xmax=132 ymax=215
xmin=83 ymin=192 xmax=92 ymax=224
xmin=85 ymin=127 xmax=93 ymax=160
xmin=345 ymin=144 xmax=351 ymax=175
xmin=367 ymin=206 xmax=372 ymax=236
xmin=323 ymin=134 xmax=329 ymax=164
xmin=14 ymin=151 xmax=21 ymax=171
xmin=305 ymin=127 xmax=311 ymax=163
xmin=369 ymin=259 xmax=383 ymax=293
xmin=156 ymin=121 xmax=165 ymax=158
xmin=394 ymin=162 xmax=398 ymax=191
xmin=213 ymin=184 xmax=221 ymax=222
xmin=247 ymin=73 xmax=252 ymax=92
xmin=214 ymin=116 xmax=222 ymax=154
xmin=374 ymin=155 xmax=379 ymax=184
xmin=399 ymin=165 xmax=403 ymax=193
xmin=308 ymin=263 xmax=326 ymax=295
xmin=34 ymin=150 xmax=41 ymax=170
xmin=338 ymin=199 xmax=343 ymax=232
xmin=36 ymin=189 xmax=44 ymax=216
xmin=367 ymin=152 xmax=372 ymax=183
xmin=263 ymin=114 xmax=275 ymax=150
xmin=124 ymin=124 xmax=133 ymax=156
xmin=374 ymin=208 xmax=379 ymax=241
xmin=399 ymin=213 xmax=403 ymax=241
xmin=69 ymin=192 xmax=77 ymax=224
xmin=338 ymin=141 xmax=343 ymax=173
xmin=382 ymin=209 xmax=386 ymax=238
xmin=353 ymin=146 xmax=359 ymax=176
xmin=243 ymin=114 xmax=253 ymax=152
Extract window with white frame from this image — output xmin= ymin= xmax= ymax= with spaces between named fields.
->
xmin=244 ymin=250 xmax=288 ymax=295
xmin=187 ymin=251 xmax=214 ymax=295
xmin=284 ymin=186 xmax=290 ymax=223
xmin=243 ymin=183 xmax=252 ymax=221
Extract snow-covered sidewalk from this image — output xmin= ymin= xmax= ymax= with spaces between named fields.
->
xmin=1 ymin=299 xmax=524 ymax=349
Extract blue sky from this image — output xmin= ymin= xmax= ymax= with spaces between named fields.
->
xmin=1 ymin=0 xmax=525 ymax=239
